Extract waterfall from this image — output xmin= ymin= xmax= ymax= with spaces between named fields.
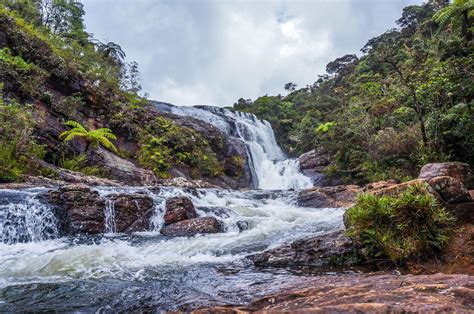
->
xmin=104 ymin=199 xmax=117 ymax=234
xmin=0 ymin=189 xmax=58 ymax=244
xmin=156 ymin=103 xmax=313 ymax=190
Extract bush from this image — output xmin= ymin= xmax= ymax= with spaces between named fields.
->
xmin=0 ymin=97 xmax=45 ymax=182
xmin=345 ymin=182 xmax=455 ymax=263
xmin=60 ymin=154 xmax=107 ymax=178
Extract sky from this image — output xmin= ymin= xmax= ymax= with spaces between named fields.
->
xmin=82 ymin=0 xmax=421 ymax=107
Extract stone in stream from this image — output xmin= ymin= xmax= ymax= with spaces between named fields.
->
xmin=46 ymin=184 xmax=154 ymax=235
xmin=248 ymin=230 xmax=361 ymax=268
xmin=163 ymin=196 xmax=198 ymax=225
xmin=160 ymin=217 xmax=223 ymax=237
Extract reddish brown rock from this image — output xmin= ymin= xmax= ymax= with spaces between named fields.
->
xmin=196 ymin=273 xmax=473 ymax=313
xmin=419 ymin=162 xmax=472 ymax=188
xmin=363 ymin=179 xmax=397 ymax=192
xmin=428 ymin=176 xmax=472 ymax=204
xmin=46 ymin=184 xmax=105 ymax=234
xmin=164 ymin=196 xmax=198 ymax=225
xmin=106 ymin=193 xmax=155 ymax=232
xmin=160 ymin=217 xmax=223 ymax=237
xmin=297 ymin=185 xmax=360 ymax=208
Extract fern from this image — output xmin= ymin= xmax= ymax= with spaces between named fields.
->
xmin=59 ymin=120 xmax=118 ymax=153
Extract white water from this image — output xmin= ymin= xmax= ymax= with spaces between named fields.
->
xmin=165 ymin=105 xmax=313 ymax=190
xmin=0 ymin=187 xmax=344 ymax=287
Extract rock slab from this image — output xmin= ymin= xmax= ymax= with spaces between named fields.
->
xmin=160 ymin=217 xmax=222 ymax=237
xmin=163 ymin=196 xmax=198 ymax=225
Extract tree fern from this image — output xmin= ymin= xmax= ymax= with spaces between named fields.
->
xmin=59 ymin=120 xmax=118 ymax=153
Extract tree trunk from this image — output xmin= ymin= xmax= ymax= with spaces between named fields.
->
xmin=462 ymin=9 xmax=472 ymax=42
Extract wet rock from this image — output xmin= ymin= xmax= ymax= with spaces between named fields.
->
xmin=236 ymin=221 xmax=249 ymax=232
xmin=419 ymin=162 xmax=472 ymax=188
xmin=87 ymin=147 xmax=157 ymax=186
xmin=297 ymin=185 xmax=360 ymax=208
xmin=248 ymin=230 xmax=360 ymax=267
xmin=203 ymin=273 xmax=473 ymax=313
xmin=164 ymin=196 xmax=198 ymax=225
xmin=46 ymin=184 xmax=105 ymax=234
xmin=106 ymin=194 xmax=155 ymax=232
xmin=160 ymin=217 xmax=223 ymax=237
xmin=156 ymin=177 xmax=219 ymax=189
xmin=428 ymin=176 xmax=472 ymax=204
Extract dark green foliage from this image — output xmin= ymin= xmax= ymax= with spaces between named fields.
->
xmin=345 ymin=183 xmax=455 ymax=263
xmin=60 ymin=153 xmax=107 ymax=177
xmin=234 ymin=2 xmax=474 ymax=184
xmin=138 ymin=117 xmax=223 ymax=179
xmin=0 ymin=94 xmax=45 ymax=182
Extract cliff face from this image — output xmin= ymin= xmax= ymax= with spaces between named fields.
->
xmin=0 ymin=10 xmax=251 ymax=188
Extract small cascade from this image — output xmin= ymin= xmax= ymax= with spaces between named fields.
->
xmin=0 ymin=189 xmax=58 ymax=244
xmin=156 ymin=103 xmax=313 ymax=190
xmin=104 ymin=199 xmax=117 ymax=234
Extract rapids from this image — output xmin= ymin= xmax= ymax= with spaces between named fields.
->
xmin=0 ymin=108 xmax=342 ymax=311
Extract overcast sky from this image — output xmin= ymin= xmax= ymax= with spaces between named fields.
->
xmin=82 ymin=0 xmax=420 ymax=107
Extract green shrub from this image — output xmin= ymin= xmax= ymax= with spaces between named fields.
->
xmin=345 ymin=182 xmax=455 ymax=263
xmin=0 ymin=97 xmax=45 ymax=182
xmin=60 ymin=154 xmax=107 ymax=177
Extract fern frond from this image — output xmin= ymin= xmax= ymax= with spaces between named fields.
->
xmin=62 ymin=132 xmax=87 ymax=142
xmin=64 ymin=120 xmax=87 ymax=133
xmin=97 ymin=137 xmax=118 ymax=152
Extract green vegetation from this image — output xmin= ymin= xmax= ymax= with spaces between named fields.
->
xmin=60 ymin=153 xmax=107 ymax=177
xmin=345 ymin=183 xmax=455 ymax=263
xmin=138 ymin=117 xmax=223 ymax=179
xmin=59 ymin=120 xmax=118 ymax=153
xmin=0 ymin=87 xmax=45 ymax=182
xmin=234 ymin=1 xmax=474 ymax=184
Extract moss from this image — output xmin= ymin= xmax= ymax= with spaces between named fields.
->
xmin=138 ymin=117 xmax=224 ymax=179
xmin=345 ymin=182 xmax=456 ymax=264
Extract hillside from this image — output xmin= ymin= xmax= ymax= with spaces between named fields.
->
xmin=0 ymin=1 xmax=250 ymax=188
xmin=234 ymin=1 xmax=474 ymax=185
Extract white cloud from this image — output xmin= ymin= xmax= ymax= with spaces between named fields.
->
xmin=82 ymin=0 xmax=420 ymax=106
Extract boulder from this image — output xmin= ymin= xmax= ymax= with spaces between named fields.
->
xmin=298 ymin=148 xmax=330 ymax=170
xmin=163 ymin=196 xmax=198 ymax=225
xmin=46 ymin=184 xmax=105 ymax=234
xmin=428 ymin=176 xmax=472 ymax=204
xmin=160 ymin=217 xmax=223 ymax=237
xmin=419 ymin=162 xmax=472 ymax=188
xmin=88 ymin=147 xmax=157 ymax=185
xmin=248 ymin=230 xmax=361 ymax=267
xmin=363 ymin=179 xmax=398 ymax=192
xmin=106 ymin=194 xmax=155 ymax=232
xmin=297 ymin=185 xmax=360 ymax=208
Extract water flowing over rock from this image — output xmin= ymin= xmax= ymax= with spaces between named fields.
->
xmin=156 ymin=103 xmax=313 ymax=190
xmin=298 ymin=148 xmax=340 ymax=186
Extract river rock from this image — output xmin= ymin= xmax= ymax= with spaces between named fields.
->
xmin=297 ymin=185 xmax=360 ymax=208
xmin=164 ymin=196 xmax=198 ymax=225
xmin=87 ymin=147 xmax=157 ymax=185
xmin=106 ymin=193 xmax=155 ymax=232
xmin=160 ymin=217 xmax=223 ymax=237
xmin=428 ymin=176 xmax=472 ymax=204
xmin=46 ymin=184 xmax=106 ymax=234
xmin=419 ymin=162 xmax=472 ymax=188
xmin=200 ymin=273 xmax=473 ymax=313
xmin=248 ymin=230 xmax=361 ymax=267
xmin=299 ymin=148 xmax=330 ymax=170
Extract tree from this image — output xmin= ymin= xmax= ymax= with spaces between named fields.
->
xmin=122 ymin=61 xmax=142 ymax=93
xmin=433 ymin=0 xmax=474 ymax=41
xmin=59 ymin=120 xmax=118 ymax=153
xmin=284 ymin=82 xmax=297 ymax=93
xmin=40 ymin=0 xmax=88 ymax=43
xmin=93 ymin=40 xmax=126 ymax=65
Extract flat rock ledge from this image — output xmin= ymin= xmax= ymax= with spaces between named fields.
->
xmin=196 ymin=273 xmax=473 ymax=313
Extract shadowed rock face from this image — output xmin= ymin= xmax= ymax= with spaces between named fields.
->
xmin=428 ymin=176 xmax=472 ymax=204
xmin=196 ymin=273 xmax=474 ymax=313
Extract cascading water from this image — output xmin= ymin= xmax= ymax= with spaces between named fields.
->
xmin=157 ymin=103 xmax=313 ymax=190
xmin=0 ymin=188 xmax=58 ymax=244
xmin=0 ymin=104 xmax=340 ymax=312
